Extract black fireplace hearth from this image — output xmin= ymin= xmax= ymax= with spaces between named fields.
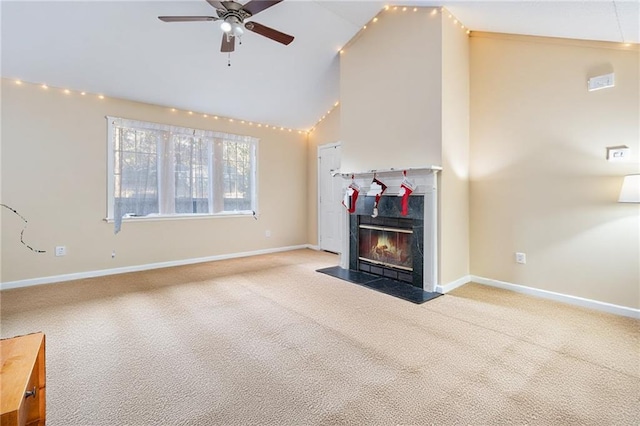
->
xmin=316 ymin=265 xmax=442 ymax=304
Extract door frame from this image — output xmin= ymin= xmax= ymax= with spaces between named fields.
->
xmin=317 ymin=141 xmax=342 ymax=252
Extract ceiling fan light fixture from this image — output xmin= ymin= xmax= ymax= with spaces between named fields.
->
xmin=160 ymin=0 xmax=295 ymax=53
xmin=220 ymin=21 xmax=232 ymax=33
xmin=232 ymin=22 xmax=244 ymax=36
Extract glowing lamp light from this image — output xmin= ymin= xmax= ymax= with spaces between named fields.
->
xmin=220 ymin=21 xmax=232 ymax=33
xmin=619 ymin=174 xmax=640 ymax=203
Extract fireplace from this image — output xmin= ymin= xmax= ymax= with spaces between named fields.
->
xmin=328 ymin=167 xmax=440 ymax=296
xmin=349 ymin=195 xmax=425 ymax=288
xmin=358 ymin=216 xmax=414 ymax=283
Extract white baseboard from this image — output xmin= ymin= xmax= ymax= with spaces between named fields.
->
xmin=471 ymin=275 xmax=640 ymax=319
xmin=4 ymin=255 xmax=638 ymax=319
xmin=435 ymin=275 xmax=471 ymax=293
xmin=1 ymin=245 xmax=310 ymax=291
xmin=306 ymin=245 xmax=321 ymax=251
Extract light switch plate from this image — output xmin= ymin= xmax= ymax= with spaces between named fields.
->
xmin=588 ymin=73 xmax=615 ymax=91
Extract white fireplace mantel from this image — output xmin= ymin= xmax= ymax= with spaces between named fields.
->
xmin=332 ymin=165 xmax=442 ymax=177
xmin=333 ymin=166 xmax=441 ymax=196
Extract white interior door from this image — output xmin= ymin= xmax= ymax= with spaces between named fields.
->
xmin=318 ymin=143 xmax=342 ymax=253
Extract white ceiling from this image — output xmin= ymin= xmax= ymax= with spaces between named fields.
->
xmin=2 ymin=1 xmax=638 ymax=130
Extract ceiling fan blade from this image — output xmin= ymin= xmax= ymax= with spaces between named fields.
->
xmin=206 ymin=0 xmax=226 ymax=10
xmin=245 ymin=21 xmax=294 ymax=45
xmin=221 ymin=34 xmax=235 ymax=52
xmin=159 ymin=16 xmax=219 ymax=22
xmin=222 ymin=1 xmax=243 ymax=11
xmin=241 ymin=0 xmax=283 ymax=16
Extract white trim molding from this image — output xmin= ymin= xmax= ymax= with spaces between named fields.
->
xmin=471 ymin=276 xmax=640 ymax=319
xmin=436 ymin=275 xmax=471 ymax=294
xmin=1 ymin=245 xmax=310 ymax=291
xmin=317 ymin=142 xmax=342 ymax=254
xmin=434 ymin=274 xmax=638 ymax=319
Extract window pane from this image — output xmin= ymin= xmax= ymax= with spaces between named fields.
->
xmin=121 ymin=129 xmax=136 ymax=151
xmin=114 ymin=128 xmax=159 ymax=217
xmin=174 ymin=136 xmax=209 ymax=214
xmin=222 ymin=140 xmax=252 ymax=211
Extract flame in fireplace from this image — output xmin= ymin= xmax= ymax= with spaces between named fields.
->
xmin=374 ymin=234 xmax=395 ymax=254
xmin=368 ymin=231 xmax=411 ymax=268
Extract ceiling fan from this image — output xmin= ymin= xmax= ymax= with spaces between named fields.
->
xmin=158 ymin=0 xmax=294 ymax=53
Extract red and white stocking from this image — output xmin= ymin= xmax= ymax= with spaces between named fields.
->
xmin=370 ymin=177 xmax=387 ymax=218
xmin=342 ymin=177 xmax=361 ymax=214
xmin=398 ymin=173 xmax=415 ymax=216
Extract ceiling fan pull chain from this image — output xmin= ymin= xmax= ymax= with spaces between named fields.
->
xmin=228 ymin=53 xmax=231 ymax=67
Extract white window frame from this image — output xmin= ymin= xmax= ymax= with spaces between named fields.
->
xmin=106 ymin=116 xmax=259 ymax=222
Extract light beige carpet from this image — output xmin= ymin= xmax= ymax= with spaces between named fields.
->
xmin=1 ymin=249 xmax=638 ymax=425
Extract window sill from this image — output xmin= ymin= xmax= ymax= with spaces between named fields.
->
xmin=103 ymin=211 xmax=257 ymax=223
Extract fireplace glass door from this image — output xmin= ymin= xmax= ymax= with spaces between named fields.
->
xmin=358 ymin=225 xmax=413 ymax=271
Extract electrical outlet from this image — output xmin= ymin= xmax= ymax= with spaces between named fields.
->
xmin=265 ymin=230 xmax=272 ymax=238
xmin=55 ymin=246 xmax=66 ymax=257
xmin=515 ymin=252 xmax=526 ymax=264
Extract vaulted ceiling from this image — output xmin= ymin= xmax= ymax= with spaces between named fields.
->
xmin=2 ymin=1 xmax=638 ymax=130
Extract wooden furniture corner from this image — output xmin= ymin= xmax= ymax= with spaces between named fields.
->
xmin=1 ymin=333 xmax=46 ymax=426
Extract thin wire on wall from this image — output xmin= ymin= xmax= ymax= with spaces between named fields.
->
xmin=1 ymin=204 xmax=47 ymax=253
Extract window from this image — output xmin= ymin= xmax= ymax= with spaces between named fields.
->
xmin=107 ymin=117 xmax=257 ymax=228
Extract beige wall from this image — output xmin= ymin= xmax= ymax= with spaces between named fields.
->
xmin=1 ymin=79 xmax=307 ymax=282
xmin=306 ymin=106 xmax=341 ymax=246
xmin=440 ymin=14 xmax=471 ymax=284
xmin=470 ymin=33 xmax=640 ymax=308
xmin=340 ymin=8 xmax=442 ymax=172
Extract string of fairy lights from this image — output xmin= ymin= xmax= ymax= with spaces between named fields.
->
xmin=10 ymin=4 xmax=637 ymax=135
xmin=308 ymin=6 xmax=470 ymax=133
xmin=17 ymin=6 xmax=564 ymax=136
xmin=338 ymin=5 xmax=471 ymax=55
xmin=308 ymin=100 xmax=340 ymax=134
xmin=10 ymin=79 xmax=309 ymax=135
